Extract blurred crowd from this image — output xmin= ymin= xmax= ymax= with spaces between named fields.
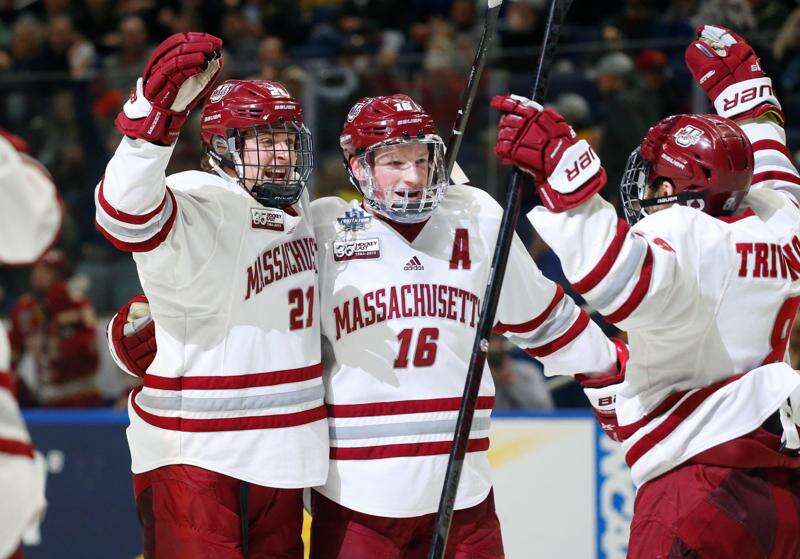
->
xmin=1 ymin=0 xmax=800 ymax=408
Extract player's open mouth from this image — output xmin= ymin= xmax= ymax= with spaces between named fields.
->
xmin=264 ymin=170 xmax=289 ymax=183
xmin=395 ymin=189 xmax=423 ymax=201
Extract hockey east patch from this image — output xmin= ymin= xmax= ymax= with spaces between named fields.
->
xmin=251 ymin=208 xmax=284 ymax=231
xmin=333 ymin=238 xmax=380 ymax=261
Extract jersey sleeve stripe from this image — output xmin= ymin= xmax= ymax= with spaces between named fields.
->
xmin=524 ymin=309 xmax=590 ymax=358
xmin=95 ymin=188 xmax=178 ymax=253
xmin=493 ymin=285 xmax=565 ymax=335
xmin=603 ymin=246 xmax=654 ymax=324
xmin=751 ymin=139 xmax=795 ymax=162
xmin=0 ymin=437 xmax=35 ymax=459
xmin=143 ymin=363 xmax=323 ymax=390
xmin=327 ymin=396 xmax=495 ymax=418
xmin=751 ymin=170 xmax=800 ymax=187
xmin=329 ymin=437 xmax=489 ymax=460
xmin=572 ymin=219 xmax=629 ymax=294
xmin=97 ymin=176 xmax=168 ymax=225
xmin=623 ymin=372 xmax=745 ymax=467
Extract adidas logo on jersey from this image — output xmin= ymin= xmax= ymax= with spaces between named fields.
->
xmin=404 ymin=256 xmax=424 ymax=271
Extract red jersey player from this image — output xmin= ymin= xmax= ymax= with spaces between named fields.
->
xmin=493 ymin=25 xmax=800 ymax=558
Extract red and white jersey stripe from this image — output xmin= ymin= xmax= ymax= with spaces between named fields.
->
xmin=530 ymin=118 xmax=800 ymax=487
xmin=313 ymin=185 xmax=616 ymax=516
xmin=98 ymin=137 xmax=328 ymax=488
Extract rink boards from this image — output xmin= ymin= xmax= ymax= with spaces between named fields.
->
xmin=21 ymin=410 xmax=635 ymax=558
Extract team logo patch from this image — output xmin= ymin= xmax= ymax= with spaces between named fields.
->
xmin=251 ymin=207 xmax=284 ymax=231
xmin=337 ymin=206 xmax=372 ymax=231
xmin=333 ymin=238 xmax=380 ymax=261
xmin=403 ymin=256 xmax=424 ymax=271
xmin=674 ymin=125 xmax=704 ymax=147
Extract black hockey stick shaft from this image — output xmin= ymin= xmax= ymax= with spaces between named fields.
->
xmin=444 ymin=0 xmax=503 ymax=180
xmin=428 ymin=1 xmax=573 ymax=557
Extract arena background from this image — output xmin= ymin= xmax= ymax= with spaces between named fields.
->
xmin=1 ymin=0 xmax=799 ymax=557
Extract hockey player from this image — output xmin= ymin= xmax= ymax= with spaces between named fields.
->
xmin=493 ymin=25 xmax=800 ymax=557
xmin=0 ymin=128 xmax=59 ymax=559
xmin=307 ymin=95 xmax=622 ymax=558
xmin=107 ymin=94 xmax=625 ymax=558
xmin=95 ymin=33 xmax=325 ymax=558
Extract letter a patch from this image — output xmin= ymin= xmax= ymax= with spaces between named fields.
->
xmin=450 ymin=228 xmax=471 ymax=270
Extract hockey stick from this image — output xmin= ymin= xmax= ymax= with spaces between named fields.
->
xmin=444 ymin=0 xmax=504 ymax=182
xmin=427 ymin=1 xmax=573 ymax=557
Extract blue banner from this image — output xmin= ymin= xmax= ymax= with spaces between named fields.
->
xmin=22 ymin=410 xmax=141 ymax=559
xmin=594 ymin=423 xmax=635 ymax=559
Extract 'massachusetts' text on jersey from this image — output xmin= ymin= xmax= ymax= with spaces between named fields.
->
xmin=95 ymin=137 xmax=327 ymax=488
xmin=313 ymin=185 xmax=616 ymax=517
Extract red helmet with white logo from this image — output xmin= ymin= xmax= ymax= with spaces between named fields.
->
xmin=340 ymin=95 xmax=447 ymax=223
xmin=621 ymin=113 xmax=753 ymax=224
xmin=200 ymin=79 xmax=313 ymax=208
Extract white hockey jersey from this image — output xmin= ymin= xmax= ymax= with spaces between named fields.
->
xmin=530 ymin=119 xmax=800 ymax=488
xmin=0 ymin=135 xmax=55 ymax=557
xmin=312 ymin=184 xmax=617 ymax=517
xmin=95 ymin=137 xmax=327 ymax=487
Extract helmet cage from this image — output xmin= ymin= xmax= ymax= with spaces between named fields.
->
xmin=620 ymin=146 xmax=704 ymax=226
xmin=346 ymin=135 xmax=448 ymax=224
xmin=207 ymin=121 xmax=313 ymax=208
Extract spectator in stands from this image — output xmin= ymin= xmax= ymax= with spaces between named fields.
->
xmin=103 ymin=15 xmax=151 ymax=92
xmin=489 ymin=335 xmax=555 ymax=411
xmin=594 ymin=51 xmax=653 ymax=207
xmin=499 ymin=1 xmax=543 ymax=73
xmin=8 ymin=250 xmax=102 ymax=408
xmin=635 ymin=48 xmax=685 ymax=118
xmin=219 ymin=9 xmax=260 ymax=75
xmin=250 ymin=36 xmax=307 ymax=99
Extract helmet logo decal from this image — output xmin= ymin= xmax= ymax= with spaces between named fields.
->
xmin=347 ymin=100 xmax=368 ymax=122
xmin=674 ymin=125 xmax=705 ymax=147
xmin=209 ymin=82 xmax=235 ymax=103
xmin=722 ymin=196 xmax=738 ymax=212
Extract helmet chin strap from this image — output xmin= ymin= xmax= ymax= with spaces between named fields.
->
xmin=208 ymin=155 xmax=244 ymax=188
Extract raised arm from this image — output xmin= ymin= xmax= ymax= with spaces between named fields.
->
xmin=94 ymin=32 xmax=222 ymax=253
xmin=685 ymin=24 xmax=800 ymax=202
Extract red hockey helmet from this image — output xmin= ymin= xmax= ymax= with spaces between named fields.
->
xmin=340 ymin=94 xmax=447 ymax=223
xmin=621 ymin=114 xmax=753 ymax=225
xmin=200 ymin=79 xmax=313 ymax=208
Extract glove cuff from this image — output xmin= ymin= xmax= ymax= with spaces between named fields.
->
xmin=539 ymin=167 xmax=606 ymax=212
xmin=713 ymin=77 xmax=781 ymax=120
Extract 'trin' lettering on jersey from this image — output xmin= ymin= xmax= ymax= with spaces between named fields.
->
xmin=333 ymin=283 xmax=482 ymax=340
xmin=245 ymin=237 xmax=318 ymax=300
xmin=735 ymin=233 xmax=800 ymax=279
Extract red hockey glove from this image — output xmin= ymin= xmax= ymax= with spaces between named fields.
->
xmin=115 ymin=32 xmax=224 ymax=145
xmin=575 ymin=338 xmax=628 ymax=442
xmin=491 ymin=95 xmax=606 ymax=212
xmin=107 ymin=294 xmax=156 ymax=378
xmin=685 ymin=24 xmax=782 ymax=124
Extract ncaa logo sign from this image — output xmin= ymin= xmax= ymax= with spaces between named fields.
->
xmin=674 ymin=125 xmax=704 ymax=147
